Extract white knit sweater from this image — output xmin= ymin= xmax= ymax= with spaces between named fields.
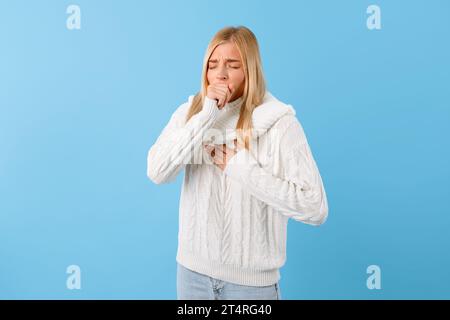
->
xmin=147 ymin=91 xmax=328 ymax=286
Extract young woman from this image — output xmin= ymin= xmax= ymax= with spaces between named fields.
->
xmin=147 ymin=26 xmax=329 ymax=300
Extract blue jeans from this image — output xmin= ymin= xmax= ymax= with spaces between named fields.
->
xmin=177 ymin=263 xmax=281 ymax=300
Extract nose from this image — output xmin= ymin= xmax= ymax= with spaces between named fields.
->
xmin=216 ymin=66 xmax=228 ymax=81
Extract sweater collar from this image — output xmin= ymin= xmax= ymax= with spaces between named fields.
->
xmin=251 ymin=91 xmax=296 ymax=134
xmin=204 ymin=91 xmax=296 ymax=145
xmin=222 ymin=95 xmax=244 ymax=112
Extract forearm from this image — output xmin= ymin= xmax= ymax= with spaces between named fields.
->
xmin=147 ymin=97 xmax=219 ymax=184
xmin=224 ymin=148 xmax=328 ymax=225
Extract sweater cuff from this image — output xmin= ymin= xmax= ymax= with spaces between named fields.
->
xmin=223 ymin=148 xmax=259 ymax=180
xmin=200 ymin=96 xmax=220 ymax=120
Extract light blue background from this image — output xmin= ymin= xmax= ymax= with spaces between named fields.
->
xmin=1 ymin=0 xmax=449 ymax=299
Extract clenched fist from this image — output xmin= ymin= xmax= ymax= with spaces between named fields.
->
xmin=207 ymin=83 xmax=234 ymax=109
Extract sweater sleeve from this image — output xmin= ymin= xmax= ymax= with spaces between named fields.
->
xmin=147 ymin=96 xmax=220 ymax=184
xmin=223 ymin=116 xmax=329 ymax=226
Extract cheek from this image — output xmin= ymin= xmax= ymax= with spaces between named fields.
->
xmin=231 ymin=71 xmax=245 ymax=86
xmin=206 ymin=70 xmax=215 ymax=83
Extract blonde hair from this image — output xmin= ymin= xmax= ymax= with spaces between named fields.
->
xmin=185 ymin=26 xmax=266 ymax=150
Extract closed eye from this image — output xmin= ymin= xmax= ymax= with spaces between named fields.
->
xmin=208 ymin=65 xmax=240 ymax=69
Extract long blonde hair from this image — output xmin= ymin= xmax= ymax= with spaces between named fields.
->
xmin=185 ymin=26 xmax=266 ymax=150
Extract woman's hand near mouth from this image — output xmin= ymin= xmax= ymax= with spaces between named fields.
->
xmin=206 ymin=83 xmax=234 ymax=109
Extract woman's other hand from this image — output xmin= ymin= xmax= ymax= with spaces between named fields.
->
xmin=204 ymin=139 xmax=244 ymax=171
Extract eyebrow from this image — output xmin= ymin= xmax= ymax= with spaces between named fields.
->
xmin=208 ymin=59 xmax=241 ymax=63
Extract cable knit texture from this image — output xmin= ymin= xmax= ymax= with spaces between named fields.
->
xmin=147 ymin=91 xmax=329 ymax=286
